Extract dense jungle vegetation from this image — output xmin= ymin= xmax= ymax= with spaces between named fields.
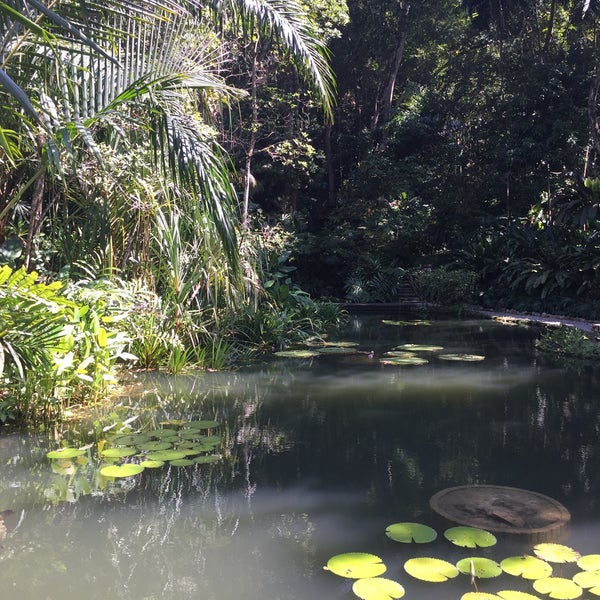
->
xmin=0 ymin=0 xmax=599 ymax=423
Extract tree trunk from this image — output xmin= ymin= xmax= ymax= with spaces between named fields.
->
xmin=24 ymin=132 xmax=46 ymax=270
xmin=371 ymin=1 xmax=410 ymax=132
xmin=242 ymin=40 xmax=259 ymax=230
xmin=588 ymin=67 xmax=600 ymax=161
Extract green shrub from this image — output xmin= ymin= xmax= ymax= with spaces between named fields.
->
xmin=535 ymin=326 xmax=600 ymax=359
xmin=410 ymin=268 xmax=478 ymax=305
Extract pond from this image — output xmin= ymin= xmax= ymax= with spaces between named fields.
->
xmin=1 ymin=315 xmax=600 ymax=600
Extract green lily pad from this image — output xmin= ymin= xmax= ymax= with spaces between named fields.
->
xmin=382 ymin=351 xmax=418 ymax=358
xmin=100 ymin=464 xmax=145 ymax=478
xmin=533 ymin=544 xmax=581 ymax=564
xmin=47 ymin=447 xmax=86 ymax=460
xmin=324 ymin=341 xmax=359 ymax=348
xmin=100 ymin=447 xmax=138 ymax=458
xmin=533 ymin=577 xmax=582 ymax=599
xmin=182 ymin=420 xmax=220 ymax=430
xmin=444 ymin=526 xmax=497 ymax=548
xmin=199 ymin=435 xmax=221 ymax=446
xmin=274 ymin=349 xmax=320 ymax=358
xmin=193 ymin=455 xmax=221 ymax=464
xmin=577 ymin=555 xmax=600 ymax=571
xmin=456 ymin=557 xmax=502 ymax=579
xmin=146 ymin=429 xmax=179 ymax=439
xmin=352 ymin=577 xmax=405 ymax=600
xmin=382 ymin=320 xmax=431 ymax=326
xmin=404 ymin=557 xmax=459 ymax=582
xmin=140 ymin=460 xmax=164 ymax=469
xmin=497 ymin=592 xmax=542 ymax=600
xmin=109 ymin=434 xmax=149 ymax=446
xmin=145 ymin=450 xmax=187 ymax=461
xmin=380 ymin=356 xmax=429 ymax=366
xmin=461 ymin=593 xmax=501 ymax=600
xmin=169 ymin=459 xmax=195 ymax=467
xmin=179 ymin=430 xmax=206 ymax=440
xmin=573 ymin=570 xmax=600 ymax=593
xmin=438 ymin=353 xmax=485 ymax=361
xmin=385 ymin=522 xmax=437 ymax=543
xmin=317 ymin=346 xmax=358 ymax=355
xmin=325 ymin=553 xmax=387 ymax=579
xmin=394 ymin=344 xmax=444 ymax=352
xmin=137 ymin=441 xmax=173 ymax=451
xmin=501 ymin=555 xmax=553 ymax=580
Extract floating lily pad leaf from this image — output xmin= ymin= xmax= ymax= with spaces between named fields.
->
xmin=101 ymin=447 xmax=137 ymax=458
xmin=110 ymin=434 xmax=149 ymax=446
xmin=145 ymin=450 xmax=187 ymax=461
xmin=177 ymin=447 xmax=206 ymax=456
xmin=140 ymin=460 xmax=164 ymax=469
xmin=382 ymin=320 xmax=431 ymax=326
xmin=200 ymin=435 xmax=221 ymax=446
xmin=137 ymin=441 xmax=173 ymax=451
xmin=183 ymin=420 xmax=220 ymax=430
xmin=47 ymin=447 xmax=86 ymax=459
xmin=385 ymin=522 xmax=437 ymax=543
xmin=325 ymin=553 xmax=387 ymax=579
xmin=352 ymin=577 xmax=405 ymax=600
xmin=573 ymin=570 xmax=600 ymax=594
xmin=324 ymin=341 xmax=359 ymax=348
xmin=146 ymin=429 xmax=179 ymax=439
xmin=395 ymin=344 xmax=444 ymax=352
xmin=317 ymin=347 xmax=358 ymax=355
xmin=380 ymin=356 xmax=428 ymax=366
xmin=438 ymin=353 xmax=485 ymax=362
xmin=169 ymin=459 xmax=195 ymax=467
xmin=444 ymin=526 xmax=497 ymax=548
xmin=274 ymin=349 xmax=320 ymax=358
xmin=100 ymin=464 xmax=145 ymax=478
xmin=404 ymin=557 xmax=459 ymax=582
xmin=159 ymin=419 xmax=186 ymax=427
xmin=179 ymin=430 xmax=205 ymax=440
xmin=533 ymin=544 xmax=581 ymax=564
xmin=456 ymin=557 xmax=502 ymax=579
xmin=461 ymin=593 xmax=501 ymax=600
xmin=498 ymin=592 xmax=542 ymax=600
xmin=533 ymin=577 xmax=582 ymax=599
xmin=383 ymin=351 xmax=417 ymax=357
xmin=501 ymin=556 xmax=553 ymax=580
xmin=577 ymin=555 xmax=600 ymax=571
xmin=193 ymin=454 xmax=222 ymax=464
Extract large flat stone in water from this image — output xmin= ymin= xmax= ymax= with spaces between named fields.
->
xmin=430 ymin=485 xmax=570 ymax=534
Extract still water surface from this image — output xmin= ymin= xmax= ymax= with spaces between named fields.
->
xmin=1 ymin=315 xmax=600 ymax=599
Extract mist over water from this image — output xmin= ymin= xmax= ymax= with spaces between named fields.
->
xmin=1 ymin=316 xmax=600 ymax=599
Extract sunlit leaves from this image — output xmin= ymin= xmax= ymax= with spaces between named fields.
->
xmin=501 ymin=555 xmax=553 ymax=580
xmin=404 ymin=557 xmax=459 ymax=582
xmin=456 ymin=557 xmax=502 ymax=578
xmin=385 ymin=522 xmax=437 ymax=544
xmin=352 ymin=577 xmax=405 ymax=600
xmin=533 ymin=544 xmax=581 ymax=564
xmin=444 ymin=526 xmax=497 ymax=548
xmin=325 ymin=553 xmax=387 ymax=579
xmin=100 ymin=464 xmax=145 ymax=478
xmin=533 ymin=577 xmax=582 ymax=599
xmin=47 ymin=447 xmax=86 ymax=459
xmin=577 ymin=555 xmax=600 ymax=571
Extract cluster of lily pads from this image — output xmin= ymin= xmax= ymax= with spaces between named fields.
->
xmin=273 ymin=320 xmax=485 ymax=366
xmin=46 ymin=420 xmax=223 ymax=479
xmin=324 ymin=522 xmax=600 ymax=600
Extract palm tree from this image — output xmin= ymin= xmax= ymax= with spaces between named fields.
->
xmin=0 ymin=0 xmax=335 ymax=279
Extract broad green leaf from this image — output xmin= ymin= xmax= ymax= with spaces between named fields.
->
xmin=438 ymin=353 xmax=485 ymax=361
xmin=169 ymin=459 xmax=195 ymax=467
xmin=577 ymin=555 xmax=600 ymax=571
xmin=325 ymin=553 xmax=387 ymax=579
xmin=456 ymin=557 xmax=502 ymax=579
xmin=404 ymin=557 xmax=459 ymax=582
xmin=461 ymin=593 xmax=501 ymax=600
xmin=137 ymin=441 xmax=173 ymax=451
xmin=382 ymin=320 xmax=431 ymax=326
xmin=317 ymin=346 xmax=358 ymax=354
xmin=385 ymin=522 xmax=437 ymax=543
xmin=110 ymin=434 xmax=149 ymax=446
xmin=47 ymin=447 xmax=86 ymax=459
xmin=497 ymin=592 xmax=542 ymax=600
xmin=140 ymin=460 xmax=164 ymax=469
xmin=380 ymin=356 xmax=428 ymax=366
xmin=100 ymin=464 xmax=145 ymax=478
xmin=193 ymin=455 xmax=221 ymax=464
xmin=274 ymin=349 xmax=320 ymax=358
xmin=352 ymin=577 xmax=405 ymax=600
xmin=146 ymin=429 xmax=179 ymax=439
xmin=533 ymin=544 xmax=581 ymax=564
xmin=182 ymin=420 xmax=220 ymax=430
xmin=394 ymin=344 xmax=444 ymax=352
xmin=444 ymin=526 xmax=497 ymax=548
xmin=145 ymin=450 xmax=187 ymax=461
xmin=573 ymin=570 xmax=600 ymax=594
xmin=100 ymin=448 xmax=137 ymax=458
xmin=533 ymin=577 xmax=582 ymax=599
xmin=501 ymin=555 xmax=553 ymax=580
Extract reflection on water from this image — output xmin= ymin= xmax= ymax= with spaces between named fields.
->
xmin=1 ymin=316 xmax=600 ymax=599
